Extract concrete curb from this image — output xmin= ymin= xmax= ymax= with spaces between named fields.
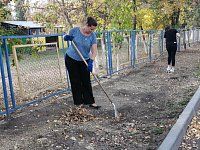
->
xmin=158 ymin=86 xmax=200 ymax=150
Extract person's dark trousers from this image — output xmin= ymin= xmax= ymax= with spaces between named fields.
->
xmin=65 ymin=54 xmax=95 ymax=105
xmin=166 ymin=43 xmax=177 ymax=66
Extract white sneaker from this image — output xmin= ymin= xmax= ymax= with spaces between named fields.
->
xmin=170 ymin=67 xmax=175 ymax=73
xmin=167 ymin=66 xmax=171 ymax=72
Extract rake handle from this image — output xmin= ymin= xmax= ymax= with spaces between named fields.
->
xmin=71 ymin=41 xmax=114 ymax=104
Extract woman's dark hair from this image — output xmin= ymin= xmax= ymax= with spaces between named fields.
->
xmin=87 ymin=17 xmax=97 ymax=27
xmin=165 ymin=25 xmax=171 ymax=31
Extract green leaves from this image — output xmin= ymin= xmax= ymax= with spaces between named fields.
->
xmin=0 ymin=1 xmax=11 ymax=22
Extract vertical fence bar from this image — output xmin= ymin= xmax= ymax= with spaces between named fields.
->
xmin=192 ymin=29 xmax=195 ymax=44
xmin=195 ymin=29 xmax=197 ymax=42
xmin=105 ymin=32 xmax=109 ymax=75
xmin=3 ymin=38 xmax=16 ymax=109
xmin=106 ymin=31 xmax=113 ymax=75
xmin=101 ymin=32 xmax=108 ymax=75
xmin=159 ymin=30 xmax=164 ymax=54
xmin=130 ymin=30 xmax=136 ymax=67
xmin=178 ymin=37 xmax=181 ymax=52
xmin=187 ymin=30 xmax=190 ymax=47
xmin=148 ymin=31 xmax=152 ymax=62
xmin=63 ymin=38 xmax=71 ymax=90
xmin=61 ymin=35 xmax=65 ymax=50
xmin=183 ymin=29 xmax=186 ymax=50
xmin=0 ymin=45 xmax=9 ymax=116
xmin=196 ymin=28 xmax=198 ymax=42
xmin=178 ymin=30 xmax=181 ymax=52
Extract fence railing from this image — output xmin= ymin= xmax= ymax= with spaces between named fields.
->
xmin=0 ymin=28 xmax=200 ymax=116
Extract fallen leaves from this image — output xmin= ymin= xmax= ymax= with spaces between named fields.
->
xmin=181 ymin=112 xmax=200 ymax=149
xmin=59 ymin=107 xmax=96 ymax=124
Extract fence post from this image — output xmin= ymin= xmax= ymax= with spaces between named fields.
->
xmin=183 ymin=29 xmax=186 ymax=50
xmin=177 ymin=30 xmax=181 ymax=52
xmin=106 ymin=31 xmax=113 ymax=76
xmin=62 ymin=38 xmax=71 ymax=90
xmin=193 ymin=28 xmax=195 ymax=44
xmin=159 ymin=30 xmax=164 ymax=54
xmin=130 ymin=30 xmax=136 ymax=67
xmin=149 ymin=30 xmax=152 ymax=62
xmin=187 ymin=30 xmax=190 ymax=47
xmin=2 ymin=38 xmax=16 ymax=109
xmin=0 ymin=45 xmax=9 ymax=116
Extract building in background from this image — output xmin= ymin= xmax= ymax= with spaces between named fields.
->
xmin=1 ymin=21 xmax=45 ymax=35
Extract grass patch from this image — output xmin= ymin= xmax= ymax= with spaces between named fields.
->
xmin=178 ymin=99 xmax=190 ymax=106
xmin=152 ymin=127 xmax=164 ymax=135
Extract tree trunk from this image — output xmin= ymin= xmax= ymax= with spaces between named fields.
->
xmin=132 ymin=0 xmax=137 ymax=30
xmin=15 ymin=0 xmax=26 ymax=21
xmin=57 ymin=0 xmax=73 ymax=28
xmin=81 ymin=0 xmax=88 ymax=18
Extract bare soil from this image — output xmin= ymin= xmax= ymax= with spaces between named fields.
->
xmin=0 ymin=44 xmax=200 ymax=150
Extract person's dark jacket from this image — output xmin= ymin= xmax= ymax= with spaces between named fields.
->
xmin=164 ymin=29 xmax=178 ymax=45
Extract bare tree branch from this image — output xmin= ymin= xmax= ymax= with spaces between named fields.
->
xmin=55 ymin=0 xmax=73 ymax=28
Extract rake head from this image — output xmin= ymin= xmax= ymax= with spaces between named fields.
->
xmin=112 ymin=103 xmax=119 ymax=119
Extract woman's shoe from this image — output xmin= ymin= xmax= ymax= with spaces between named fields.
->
xmin=89 ymin=104 xmax=101 ymax=109
xmin=170 ymin=67 xmax=175 ymax=73
xmin=167 ymin=66 xmax=171 ymax=73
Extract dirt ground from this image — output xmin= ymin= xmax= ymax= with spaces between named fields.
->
xmin=0 ymin=44 xmax=200 ymax=150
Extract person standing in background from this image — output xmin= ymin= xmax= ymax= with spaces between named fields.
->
xmin=164 ymin=25 xmax=180 ymax=73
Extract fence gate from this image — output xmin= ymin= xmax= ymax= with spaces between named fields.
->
xmin=0 ymin=34 xmax=68 ymax=116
